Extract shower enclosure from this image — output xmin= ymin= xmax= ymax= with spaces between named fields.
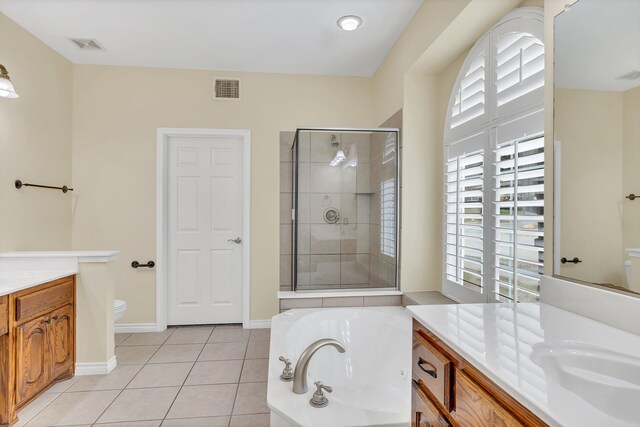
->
xmin=291 ymin=128 xmax=400 ymax=291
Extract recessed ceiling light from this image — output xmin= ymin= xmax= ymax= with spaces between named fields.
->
xmin=337 ymin=15 xmax=362 ymax=32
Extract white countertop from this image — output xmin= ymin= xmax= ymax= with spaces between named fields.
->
xmin=0 ymin=251 xmax=119 ymax=296
xmin=409 ymin=303 xmax=640 ymax=427
xmin=0 ymin=270 xmax=76 ymax=297
xmin=0 ymin=251 xmax=119 ymax=262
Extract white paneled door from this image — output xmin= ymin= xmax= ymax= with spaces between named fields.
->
xmin=167 ymin=136 xmax=243 ymax=325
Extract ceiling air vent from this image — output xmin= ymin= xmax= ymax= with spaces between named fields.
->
xmin=214 ymin=78 xmax=240 ymax=100
xmin=69 ymin=38 xmax=105 ymax=50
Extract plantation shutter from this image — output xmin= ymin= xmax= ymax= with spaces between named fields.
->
xmin=493 ymin=135 xmax=545 ymax=302
xmin=443 ymin=8 xmax=544 ymax=303
xmin=381 ymin=178 xmax=396 ymax=258
xmin=493 ymin=18 xmax=544 ymax=119
xmin=448 ymin=37 xmax=489 ymax=139
xmin=445 ymin=133 xmax=489 ymax=294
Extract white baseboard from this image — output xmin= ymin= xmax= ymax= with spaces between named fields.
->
xmin=117 ymin=321 xmax=269 ymax=331
xmin=115 ymin=323 xmax=162 ymax=333
xmin=243 ymin=319 xmax=271 ymax=329
xmin=76 ymin=356 xmax=117 ymax=376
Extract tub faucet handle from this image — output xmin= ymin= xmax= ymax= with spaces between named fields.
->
xmin=278 ymin=356 xmax=294 ymax=382
xmin=310 ymin=381 xmax=332 ymax=408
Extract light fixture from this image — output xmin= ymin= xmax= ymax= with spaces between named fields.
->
xmin=0 ymin=64 xmax=19 ymax=99
xmin=337 ymin=15 xmax=362 ymax=31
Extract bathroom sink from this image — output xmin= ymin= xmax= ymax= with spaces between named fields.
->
xmin=531 ymin=341 xmax=640 ymax=422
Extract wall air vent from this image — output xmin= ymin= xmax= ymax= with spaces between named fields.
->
xmin=214 ymin=78 xmax=240 ymax=100
xmin=69 ymin=38 xmax=105 ymax=50
xmin=616 ymin=70 xmax=640 ymax=81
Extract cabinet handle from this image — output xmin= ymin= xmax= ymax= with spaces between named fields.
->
xmin=417 ymin=357 xmax=438 ymax=379
xmin=52 ymin=316 xmax=59 ymax=321
xmin=44 ymin=319 xmax=51 ymax=324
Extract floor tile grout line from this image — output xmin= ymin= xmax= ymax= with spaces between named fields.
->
xmin=160 ymin=324 xmax=217 ymax=423
xmin=119 ymin=327 xmax=176 ymax=347
xmin=229 ymin=333 xmax=252 ymax=419
xmin=18 ymin=390 xmax=64 ymax=427
xmin=90 ymin=336 xmax=171 ymax=425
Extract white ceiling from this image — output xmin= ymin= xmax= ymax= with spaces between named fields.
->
xmin=0 ymin=0 xmax=423 ymax=77
xmin=555 ymin=0 xmax=640 ymax=92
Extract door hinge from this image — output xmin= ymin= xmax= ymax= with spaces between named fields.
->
xmin=291 ymin=209 xmax=295 ymax=221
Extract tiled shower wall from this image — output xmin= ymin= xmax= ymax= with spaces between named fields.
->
xmin=279 ymin=110 xmax=403 ymax=292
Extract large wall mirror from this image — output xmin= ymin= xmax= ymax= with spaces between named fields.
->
xmin=554 ymin=0 xmax=640 ymax=294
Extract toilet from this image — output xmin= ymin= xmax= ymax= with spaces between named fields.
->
xmin=625 ymin=261 xmax=633 ymax=288
xmin=114 ymin=299 xmax=127 ymax=323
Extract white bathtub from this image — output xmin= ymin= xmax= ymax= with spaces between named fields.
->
xmin=267 ymin=306 xmax=412 ymax=427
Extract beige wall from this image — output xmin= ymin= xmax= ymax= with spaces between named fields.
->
xmin=555 ymin=89 xmax=624 ymax=285
xmin=71 ymin=65 xmax=374 ymax=322
xmin=0 ymin=13 xmax=73 ymax=251
xmin=372 ymin=0 xmax=472 ymax=124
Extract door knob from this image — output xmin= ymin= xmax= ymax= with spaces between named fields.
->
xmin=228 ymin=237 xmax=242 ymax=244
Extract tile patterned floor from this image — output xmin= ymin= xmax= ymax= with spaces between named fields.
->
xmin=16 ymin=325 xmax=271 ymax=427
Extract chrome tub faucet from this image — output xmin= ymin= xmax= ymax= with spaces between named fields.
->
xmin=292 ymin=338 xmax=345 ymax=394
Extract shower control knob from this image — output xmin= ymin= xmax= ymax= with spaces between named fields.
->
xmin=323 ymin=208 xmax=340 ymax=224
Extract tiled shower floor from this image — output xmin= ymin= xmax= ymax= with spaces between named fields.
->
xmin=15 ymin=325 xmax=271 ymax=427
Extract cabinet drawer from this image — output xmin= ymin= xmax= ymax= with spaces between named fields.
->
xmin=16 ymin=279 xmax=73 ymax=323
xmin=413 ymin=332 xmax=453 ymax=411
xmin=0 ymin=295 xmax=7 ymax=335
xmin=453 ymin=370 xmax=522 ymax=427
xmin=413 ymin=380 xmax=451 ymax=427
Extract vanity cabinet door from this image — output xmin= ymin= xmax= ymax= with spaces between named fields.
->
xmin=49 ymin=304 xmax=74 ymax=380
xmin=453 ymin=370 xmax=522 ymax=427
xmin=15 ymin=316 xmax=51 ymax=406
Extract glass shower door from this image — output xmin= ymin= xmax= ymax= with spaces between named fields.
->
xmin=292 ymin=128 xmax=399 ymax=291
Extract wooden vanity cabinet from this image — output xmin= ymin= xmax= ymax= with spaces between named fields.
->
xmin=411 ymin=320 xmax=547 ymax=427
xmin=0 ymin=276 xmax=76 ymax=426
xmin=0 ymin=296 xmax=7 ymax=336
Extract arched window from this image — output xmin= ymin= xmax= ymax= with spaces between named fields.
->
xmin=443 ymin=7 xmax=545 ymax=304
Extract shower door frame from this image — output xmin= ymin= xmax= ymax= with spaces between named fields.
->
xmin=291 ymin=127 xmax=401 ymax=292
